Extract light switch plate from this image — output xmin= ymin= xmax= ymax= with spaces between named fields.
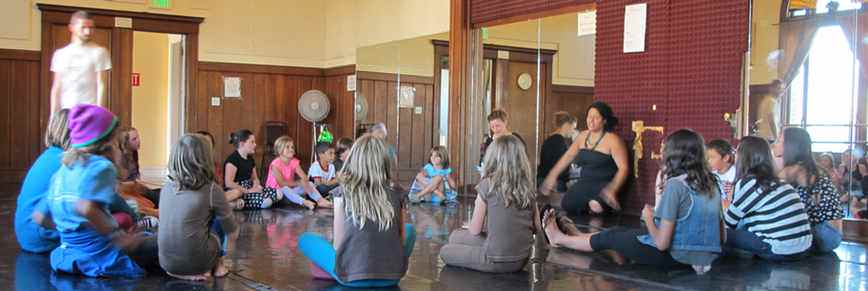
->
xmin=414 ymin=106 xmax=423 ymax=114
xmin=211 ymin=97 xmax=221 ymax=106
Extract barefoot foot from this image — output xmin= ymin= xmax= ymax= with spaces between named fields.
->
xmin=167 ymin=271 xmax=211 ymax=281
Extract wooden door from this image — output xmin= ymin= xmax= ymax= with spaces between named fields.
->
xmin=395 ymin=83 xmax=436 ymax=185
xmin=498 ymin=61 xmax=547 ymax=175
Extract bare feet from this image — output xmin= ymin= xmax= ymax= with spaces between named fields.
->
xmin=167 ymin=271 xmax=211 ymax=281
xmin=601 ymin=193 xmax=621 ymax=211
xmin=316 ymin=199 xmax=333 ymax=209
xmin=213 ymin=258 xmax=229 ymax=277
xmin=303 ymin=200 xmax=316 ymax=210
xmin=542 ymin=209 xmax=562 ymax=247
xmin=588 ymin=200 xmax=605 ymax=214
xmin=601 ymin=250 xmax=626 ymax=265
xmin=231 ymin=199 xmax=245 ymax=210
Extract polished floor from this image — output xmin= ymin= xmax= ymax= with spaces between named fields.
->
xmin=0 ymin=194 xmax=867 ymax=291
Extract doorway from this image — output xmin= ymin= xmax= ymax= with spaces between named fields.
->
xmin=131 ymin=32 xmax=186 ymax=183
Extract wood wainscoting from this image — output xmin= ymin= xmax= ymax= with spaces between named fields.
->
xmin=0 ymin=49 xmax=42 ymax=194
xmin=356 ymin=71 xmax=436 ymax=186
xmin=191 ymin=63 xmax=356 ymax=169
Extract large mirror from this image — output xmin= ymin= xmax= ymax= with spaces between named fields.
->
xmin=750 ymin=0 xmax=865 ymax=220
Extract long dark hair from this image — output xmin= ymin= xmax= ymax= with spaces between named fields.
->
xmin=662 ymin=129 xmax=718 ymax=196
xmin=735 ymin=136 xmax=777 ymax=190
xmin=229 ymin=129 xmax=253 ymax=148
xmin=587 ymin=101 xmax=618 ymax=132
xmin=782 ymin=127 xmax=819 ymax=178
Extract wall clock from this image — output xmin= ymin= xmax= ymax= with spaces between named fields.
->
xmin=517 ymin=72 xmax=533 ymax=90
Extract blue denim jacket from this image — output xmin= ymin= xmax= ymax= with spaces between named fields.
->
xmin=638 ymin=178 xmax=722 ymax=253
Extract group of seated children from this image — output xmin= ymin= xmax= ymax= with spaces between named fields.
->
xmin=18 ymin=105 xmax=846 ymax=286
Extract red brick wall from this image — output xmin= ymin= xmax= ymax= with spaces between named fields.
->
xmin=595 ymin=0 xmax=748 ymax=214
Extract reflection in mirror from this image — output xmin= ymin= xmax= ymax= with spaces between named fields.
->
xmin=356 ymin=33 xmax=449 ymax=185
xmin=750 ymin=1 xmax=865 ymax=219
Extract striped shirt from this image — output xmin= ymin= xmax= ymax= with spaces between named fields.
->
xmin=724 ymin=177 xmax=812 ymax=255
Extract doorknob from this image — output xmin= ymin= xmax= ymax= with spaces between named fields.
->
xmin=631 ymin=120 xmax=665 ymax=178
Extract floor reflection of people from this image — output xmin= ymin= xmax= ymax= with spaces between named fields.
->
xmin=15 ymin=252 xmax=53 ymax=291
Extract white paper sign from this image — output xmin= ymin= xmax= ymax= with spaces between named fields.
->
xmin=224 ymin=77 xmax=241 ymax=98
xmin=623 ymin=3 xmax=647 ymax=53
xmin=399 ymin=86 xmax=415 ymax=108
xmin=577 ymin=10 xmax=596 ymax=36
xmin=347 ymin=74 xmax=357 ymax=91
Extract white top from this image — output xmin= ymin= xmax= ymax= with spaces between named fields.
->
xmin=756 ymin=95 xmax=780 ymax=141
xmin=51 ymin=42 xmax=112 ymax=109
xmin=716 ymin=166 xmax=737 ymax=200
xmin=308 ymin=162 xmax=336 ymax=181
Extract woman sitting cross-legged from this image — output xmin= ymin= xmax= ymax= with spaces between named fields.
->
xmin=543 ymin=129 xmax=723 ymax=275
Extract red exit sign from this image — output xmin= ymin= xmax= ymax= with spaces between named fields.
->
xmin=131 ymin=73 xmax=140 ymax=87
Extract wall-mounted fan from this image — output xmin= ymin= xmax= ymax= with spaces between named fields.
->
xmin=354 ymin=94 xmax=368 ymax=121
xmin=298 ymin=89 xmax=331 ymax=163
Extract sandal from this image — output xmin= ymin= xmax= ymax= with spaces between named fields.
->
xmin=539 ymin=205 xmax=556 ymax=245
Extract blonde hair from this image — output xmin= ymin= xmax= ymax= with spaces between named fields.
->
xmin=45 ymin=109 xmax=71 ymax=149
xmin=168 ymin=134 xmax=215 ymax=191
xmin=274 ymin=136 xmax=293 ymax=155
xmin=430 ymin=145 xmax=450 ymax=168
xmin=338 ymin=135 xmax=395 ymax=231
xmin=62 ymin=127 xmax=118 ymax=167
xmin=481 ymin=135 xmax=536 ymax=209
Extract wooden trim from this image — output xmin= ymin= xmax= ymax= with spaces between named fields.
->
xmin=472 ymin=2 xmax=595 ymax=28
xmin=749 ymin=83 xmax=775 ymax=96
xmin=323 ymin=65 xmax=356 ymax=77
xmin=843 ymin=218 xmax=868 ymax=243
xmin=38 ymin=4 xmax=201 ymax=34
xmin=449 ymin=0 xmax=469 ymax=184
xmin=356 ymin=71 xmax=434 ymax=85
xmin=37 ymin=4 xmax=203 ymax=23
xmin=0 ymin=49 xmax=40 ymax=61
xmin=552 ymin=84 xmax=594 ymax=95
xmin=434 ymin=40 xmax=557 ymax=58
xmin=198 ymin=62 xmax=323 ymax=77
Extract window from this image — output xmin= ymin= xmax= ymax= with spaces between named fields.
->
xmin=787 ymin=0 xmax=862 ymax=18
xmin=787 ymin=25 xmax=861 ymax=152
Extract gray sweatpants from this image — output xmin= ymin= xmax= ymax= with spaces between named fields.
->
xmin=439 ymin=230 xmax=527 ymax=273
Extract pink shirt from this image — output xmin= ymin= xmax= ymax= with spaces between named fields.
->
xmin=266 ymin=158 xmax=300 ymax=188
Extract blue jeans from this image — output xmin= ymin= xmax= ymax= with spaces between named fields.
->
xmin=811 ymin=222 xmax=842 ymax=253
xmin=298 ymin=224 xmax=416 ymax=288
xmin=725 ymin=228 xmax=806 ymax=261
xmin=211 ymin=218 xmax=228 ymax=256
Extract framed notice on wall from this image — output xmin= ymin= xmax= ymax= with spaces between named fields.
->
xmin=623 ymin=3 xmax=647 ymax=53
xmin=224 ymin=76 xmax=241 ymax=98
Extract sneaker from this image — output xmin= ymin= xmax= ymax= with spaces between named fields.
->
xmin=137 ymin=216 xmax=159 ymax=229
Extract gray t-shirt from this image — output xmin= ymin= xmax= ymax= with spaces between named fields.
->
xmin=334 ymin=186 xmax=408 ymax=282
xmin=655 ymin=176 xmax=720 ymax=266
xmin=478 ymin=179 xmax=534 ymax=262
xmin=158 ymin=181 xmax=238 ymax=275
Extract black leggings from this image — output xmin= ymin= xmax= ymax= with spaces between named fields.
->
xmin=562 ymin=188 xmax=612 ymax=215
xmin=589 ymin=228 xmax=681 ymax=267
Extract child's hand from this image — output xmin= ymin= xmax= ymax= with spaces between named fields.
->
xmin=113 ymin=231 xmax=144 ymax=252
xmin=641 ymin=204 xmax=655 ymax=222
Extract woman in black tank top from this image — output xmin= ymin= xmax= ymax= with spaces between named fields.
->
xmin=540 ymin=102 xmax=630 ymax=215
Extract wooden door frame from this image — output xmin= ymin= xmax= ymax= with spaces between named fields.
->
xmin=37 ymin=4 xmax=202 ymax=136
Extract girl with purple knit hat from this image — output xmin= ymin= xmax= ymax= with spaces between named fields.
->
xmin=32 ymin=104 xmax=157 ymax=278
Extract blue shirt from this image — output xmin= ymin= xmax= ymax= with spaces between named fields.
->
xmin=38 ymin=155 xmax=121 ymax=232
xmin=423 ymin=164 xmax=452 ymax=177
xmin=14 ymin=147 xmax=62 ymax=253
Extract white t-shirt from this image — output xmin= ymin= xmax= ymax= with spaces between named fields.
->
xmin=51 ymin=42 xmax=112 ymax=109
xmin=716 ymin=166 xmax=737 ymax=200
xmin=308 ymin=162 xmax=336 ymax=181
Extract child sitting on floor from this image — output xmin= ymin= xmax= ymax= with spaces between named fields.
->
xmin=224 ymin=129 xmax=278 ymax=209
xmin=298 ymin=135 xmax=415 ymax=288
xmin=439 ymin=135 xmax=537 ymax=273
xmin=265 ymin=136 xmax=332 ymax=210
xmin=334 ymin=137 xmax=353 ymax=172
xmin=32 ymin=104 xmax=157 ymax=278
xmin=408 ymin=145 xmax=458 ymax=204
xmin=309 ymin=142 xmax=339 ymax=196
xmin=159 ymin=134 xmax=239 ymax=281
xmin=724 ymin=136 xmax=812 ymax=260
xmin=707 ymin=139 xmax=736 ymax=207
xmin=543 ymin=129 xmax=722 ymax=275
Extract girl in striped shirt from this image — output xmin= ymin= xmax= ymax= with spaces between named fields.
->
xmin=724 ymin=136 xmax=812 ymax=260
